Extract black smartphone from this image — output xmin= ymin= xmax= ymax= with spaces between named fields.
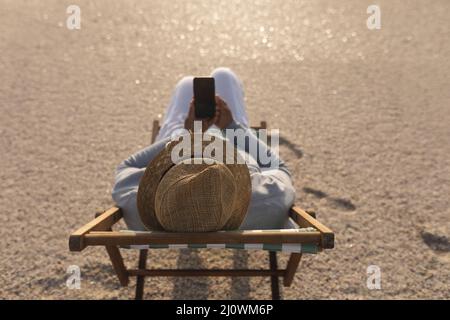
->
xmin=193 ymin=77 xmax=216 ymax=118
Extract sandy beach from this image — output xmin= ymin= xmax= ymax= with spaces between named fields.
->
xmin=0 ymin=0 xmax=449 ymax=299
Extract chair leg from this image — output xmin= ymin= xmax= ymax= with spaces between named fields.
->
xmin=105 ymin=245 xmax=129 ymax=286
xmin=269 ymin=251 xmax=280 ymax=300
xmin=283 ymin=253 xmax=302 ymax=287
xmin=135 ymin=249 xmax=148 ymax=300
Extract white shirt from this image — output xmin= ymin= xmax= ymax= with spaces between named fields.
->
xmin=112 ymin=122 xmax=295 ymax=231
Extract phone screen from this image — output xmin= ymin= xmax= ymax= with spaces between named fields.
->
xmin=194 ymin=77 xmax=216 ymax=118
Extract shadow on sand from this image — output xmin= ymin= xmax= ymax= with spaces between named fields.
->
xmin=303 ymin=187 xmax=356 ymax=211
xmin=172 ymin=249 xmax=251 ymax=299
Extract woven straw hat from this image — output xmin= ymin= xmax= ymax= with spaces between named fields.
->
xmin=137 ymin=132 xmax=251 ymax=232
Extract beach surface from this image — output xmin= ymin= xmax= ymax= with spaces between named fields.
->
xmin=0 ymin=0 xmax=449 ymax=299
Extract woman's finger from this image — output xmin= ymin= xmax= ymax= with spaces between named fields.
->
xmin=214 ymin=110 xmax=220 ymax=124
xmin=215 ymin=95 xmax=226 ymax=107
xmin=187 ymin=100 xmax=195 ymax=118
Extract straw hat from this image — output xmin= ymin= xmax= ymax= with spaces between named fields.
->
xmin=137 ymin=132 xmax=251 ymax=232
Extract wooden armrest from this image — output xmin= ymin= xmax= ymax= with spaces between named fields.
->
xmin=83 ymin=229 xmax=322 ymax=246
xmin=69 ymin=207 xmax=123 ymax=252
xmin=289 ymin=206 xmax=334 ymax=249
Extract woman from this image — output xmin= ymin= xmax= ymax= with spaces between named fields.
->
xmin=112 ymin=67 xmax=296 ymax=231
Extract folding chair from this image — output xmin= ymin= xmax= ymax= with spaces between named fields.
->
xmin=69 ymin=120 xmax=334 ymax=300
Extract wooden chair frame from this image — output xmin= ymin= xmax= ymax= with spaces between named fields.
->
xmin=69 ymin=120 xmax=334 ymax=300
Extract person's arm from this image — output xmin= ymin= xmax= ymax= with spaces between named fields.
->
xmin=226 ymin=119 xmax=291 ymax=176
xmin=111 ymin=137 xmax=171 ymax=230
xmin=224 ymin=120 xmax=296 ymax=230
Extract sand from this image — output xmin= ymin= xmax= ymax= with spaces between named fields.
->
xmin=0 ymin=0 xmax=449 ymax=299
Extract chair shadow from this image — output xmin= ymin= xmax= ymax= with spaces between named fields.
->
xmin=303 ymin=187 xmax=328 ymax=199
xmin=171 ymin=249 xmax=251 ymax=299
xmin=230 ymin=250 xmax=251 ymax=299
xmin=303 ymin=187 xmax=356 ymax=211
xmin=172 ymin=249 xmax=209 ymax=300
xmin=279 ymin=135 xmax=304 ymax=159
xmin=421 ymin=231 xmax=450 ymax=253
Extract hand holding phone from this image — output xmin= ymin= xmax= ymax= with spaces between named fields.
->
xmin=214 ymin=96 xmax=234 ymax=129
xmin=193 ymin=77 xmax=216 ymax=118
xmin=184 ymin=99 xmax=217 ymax=132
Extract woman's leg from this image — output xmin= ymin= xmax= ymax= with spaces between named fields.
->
xmin=156 ymin=76 xmax=194 ymax=142
xmin=157 ymin=68 xmax=249 ymax=141
xmin=211 ymin=67 xmax=249 ymax=127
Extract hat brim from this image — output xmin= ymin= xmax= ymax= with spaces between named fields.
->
xmin=137 ymin=132 xmax=251 ymax=231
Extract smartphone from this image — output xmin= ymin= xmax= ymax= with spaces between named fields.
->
xmin=193 ymin=77 xmax=216 ymax=118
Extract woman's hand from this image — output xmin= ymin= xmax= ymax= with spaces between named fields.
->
xmin=184 ymin=99 xmax=218 ymax=132
xmin=214 ymin=96 xmax=234 ymax=129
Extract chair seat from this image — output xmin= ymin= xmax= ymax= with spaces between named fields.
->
xmin=118 ymin=227 xmax=319 ymax=253
xmin=67 ymin=120 xmax=334 ymax=300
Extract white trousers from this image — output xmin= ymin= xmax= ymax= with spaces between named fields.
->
xmin=156 ymin=67 xmax=249 ymax=142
